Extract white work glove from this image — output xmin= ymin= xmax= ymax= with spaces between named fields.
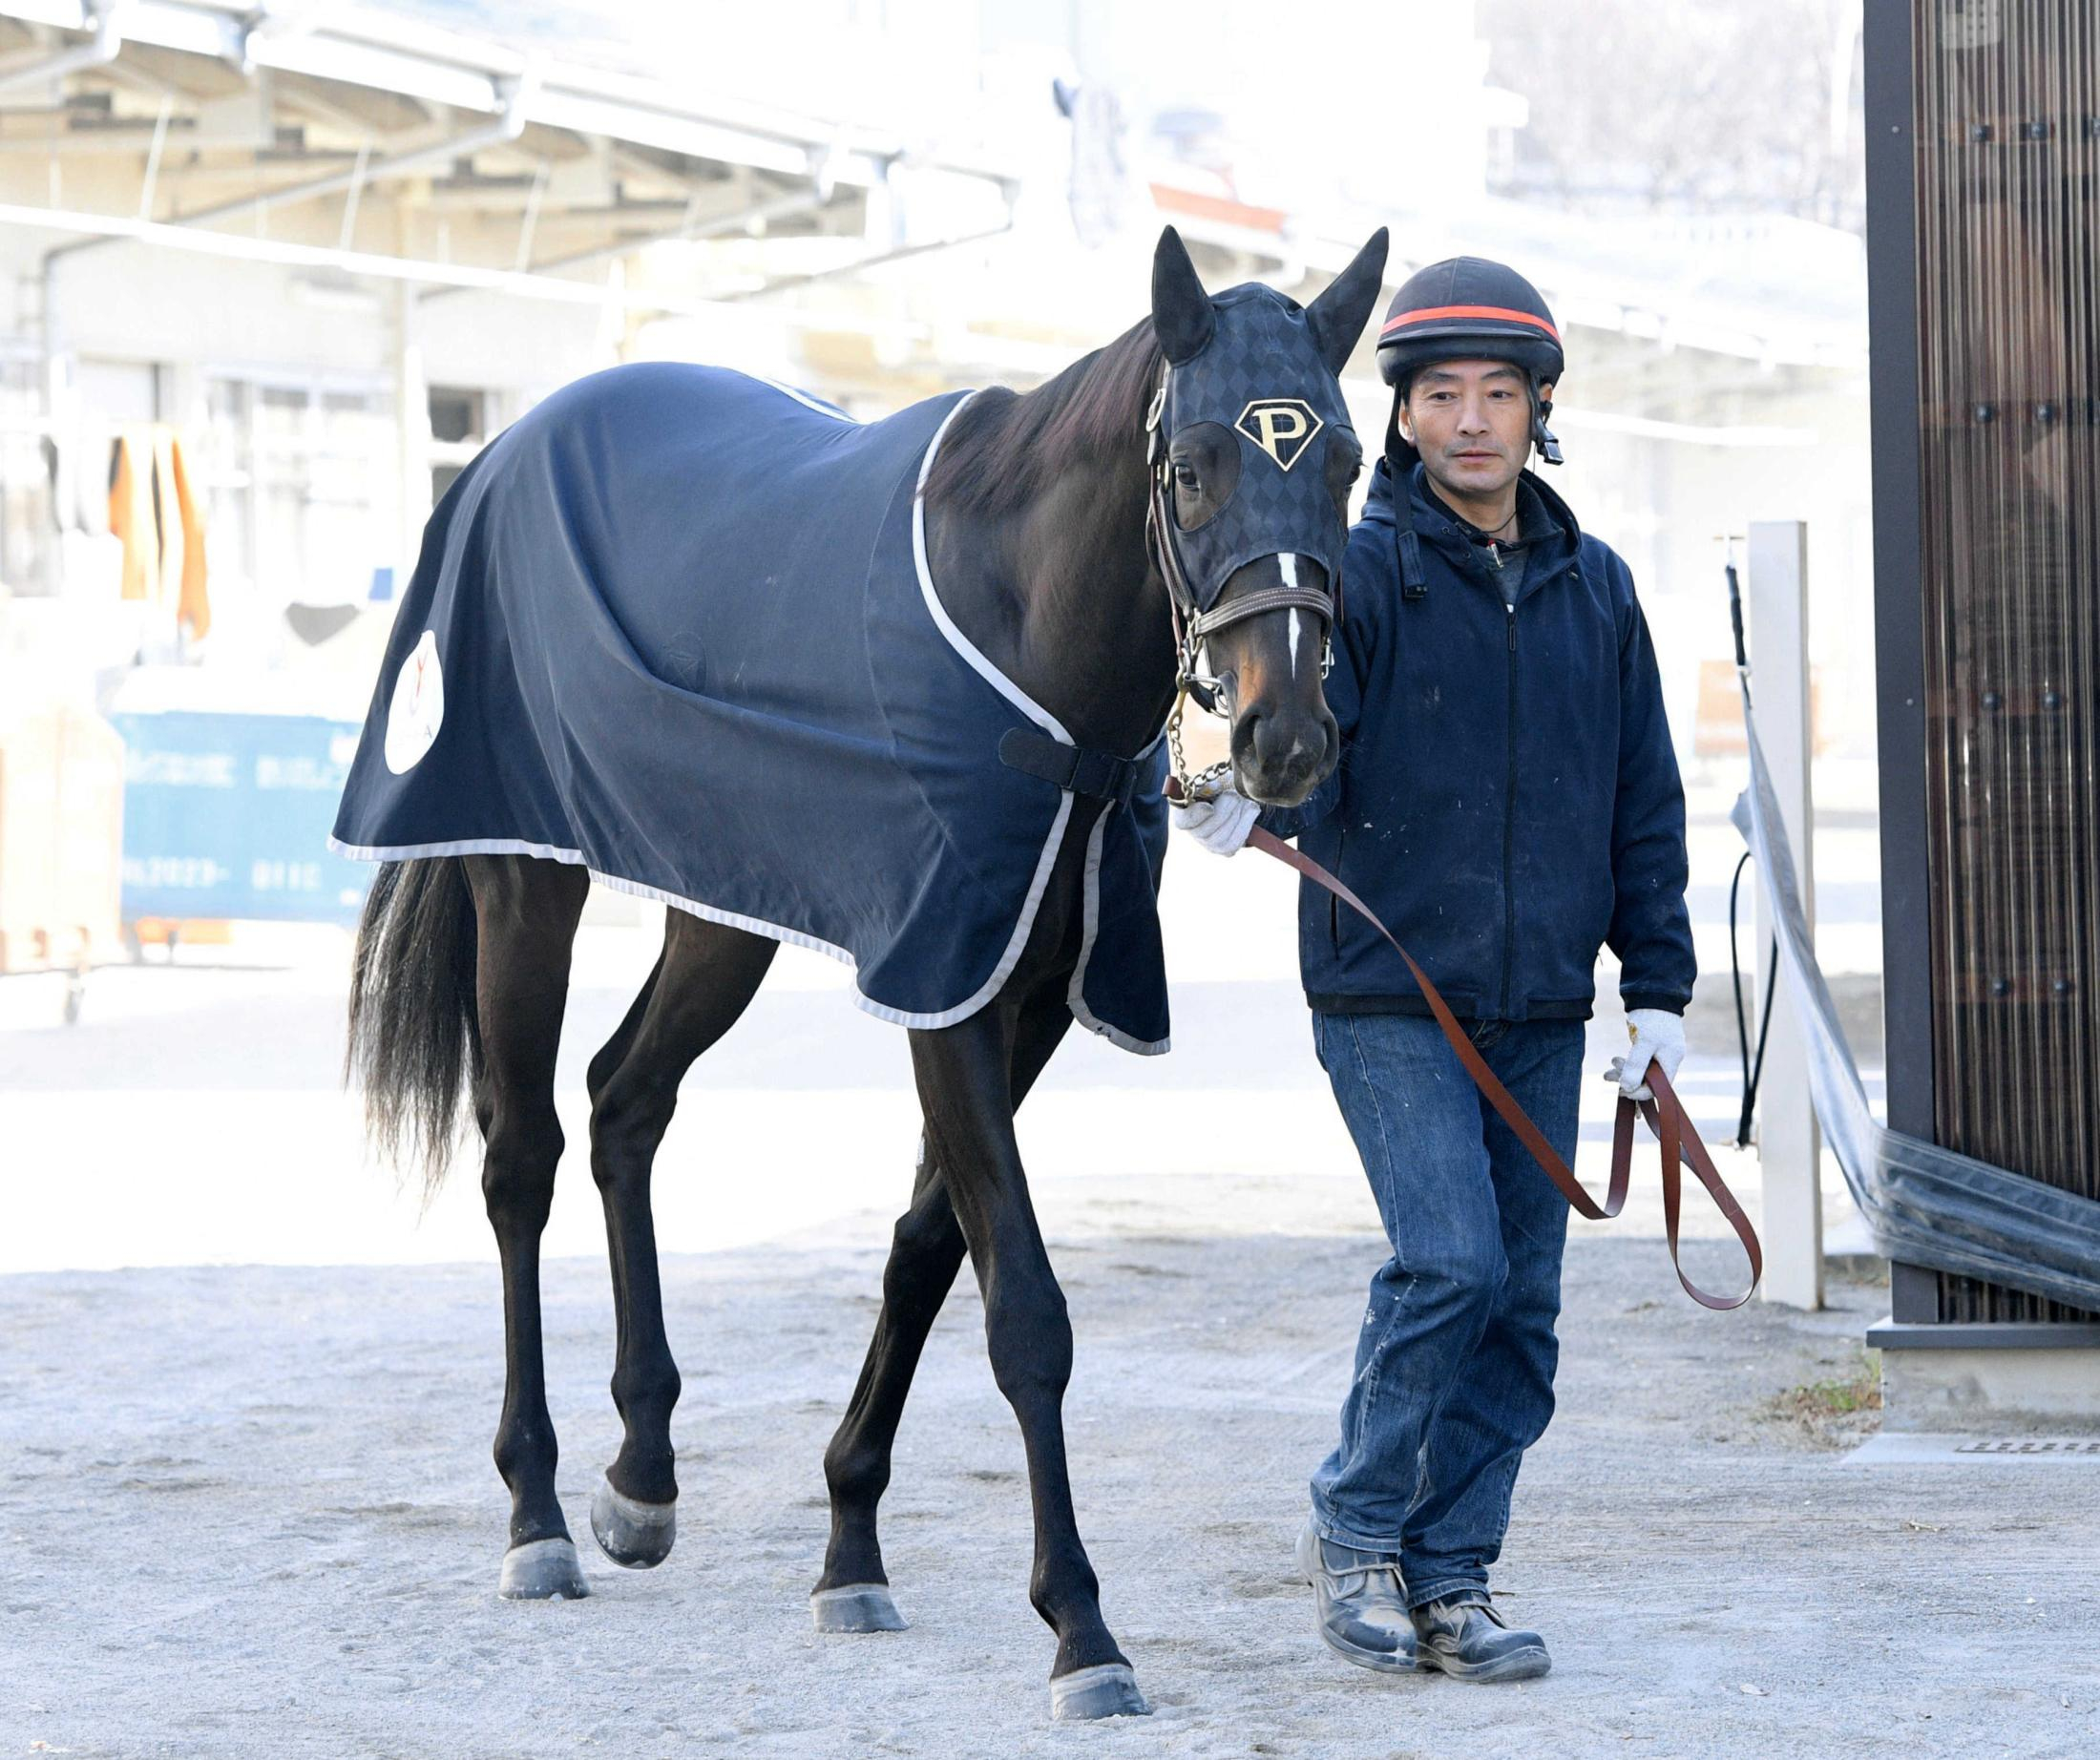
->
xmin=1169 ymin=785 xmax=1259 ymax=858
xmin=1603 ymin=1007 xmax=1687 ymax=1102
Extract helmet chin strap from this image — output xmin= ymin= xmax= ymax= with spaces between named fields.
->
xmin=1384 ymin=402 xmax=1428 ymax=598
xmin=1532 ymin=384 xmax=1564 ymax=467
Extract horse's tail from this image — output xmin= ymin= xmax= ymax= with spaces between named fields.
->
xmin=346 ymin=857 xmax=481 ymax=1195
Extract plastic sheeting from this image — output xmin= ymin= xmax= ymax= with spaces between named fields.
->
xmin=1735 ymin=687 xmax=2100 ymax=1311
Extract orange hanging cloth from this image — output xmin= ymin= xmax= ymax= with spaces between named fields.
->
xmin=149 ymin=428 xmax=181 ymax=607
xmin=166 ymin=430 xmax=209 ymax=639
xmin=104 ymin=425 xmax=210 ymax=639
xmin=108 ymin=429 xmax=156 ymax=601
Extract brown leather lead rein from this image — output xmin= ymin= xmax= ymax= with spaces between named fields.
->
xmin=1251 ymin=823 xmax=1762 ymax=1310
xmin=1166 ymin=777 xmax=1764 ymax=1309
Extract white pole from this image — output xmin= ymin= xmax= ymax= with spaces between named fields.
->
xmin=1748 ymin=519 xmax=1823 ymax=1310
xmin=392 ymin=279 xmax=429 ymax=589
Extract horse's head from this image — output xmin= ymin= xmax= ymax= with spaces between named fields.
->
xmin=1148 ymin=225 xmax=1388 ymax=807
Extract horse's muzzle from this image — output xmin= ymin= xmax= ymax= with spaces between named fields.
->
xmin=1231 ymin=702 xmax=1338 ymax=807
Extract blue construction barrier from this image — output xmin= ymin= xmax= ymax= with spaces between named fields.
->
xmin=110 ymin=710 xmax=371 ymax=927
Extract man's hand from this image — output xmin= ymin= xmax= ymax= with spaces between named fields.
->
xmin=1170 ymin=785 xmax=1259 ymax=857
xmin=1602 ymin=1008 xmax=1686 ymax=1102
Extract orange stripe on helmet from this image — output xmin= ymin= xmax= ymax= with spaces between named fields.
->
xmin=1380 ymin=304 xmax=1561 ymax=343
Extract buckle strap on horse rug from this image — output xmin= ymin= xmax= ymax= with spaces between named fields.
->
xmin=998 ymin=725 xmax=1143 ymax=810
xmin=1164 ymin=777 xmax=1763 ymax=1309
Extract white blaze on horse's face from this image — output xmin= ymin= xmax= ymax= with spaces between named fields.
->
xmin=1281 ymin=556 xmax=1303 ymax=678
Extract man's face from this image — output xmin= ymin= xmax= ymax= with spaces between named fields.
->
xmin=1399 ymin=360 xmax=1550 ymax=503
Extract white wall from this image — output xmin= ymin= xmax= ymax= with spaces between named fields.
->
xmin=1550 ymin=374 xmax=1875 ymax=766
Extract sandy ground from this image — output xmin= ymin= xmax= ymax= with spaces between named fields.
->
xmin=4 ymin=1197 xmax=2096 ymax=1760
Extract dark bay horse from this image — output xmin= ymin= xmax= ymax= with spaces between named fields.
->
xmin=344 ymin=225 xmax=1387 ymax=1719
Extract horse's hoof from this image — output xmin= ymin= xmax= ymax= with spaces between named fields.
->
xmin=810 ymin=1582 xmax=908 ymax=1633
xmin=590 ymin=1476 xmax=676 ymax=1569
xmin=498 ymin=1537 xmax=590 ymax=1601
xmin=1049 ymin=1663 xmax=1150 ymax=1722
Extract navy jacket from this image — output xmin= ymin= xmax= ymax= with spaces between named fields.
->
xmin=1262 ymin=457 xmax=1694 ymax=1021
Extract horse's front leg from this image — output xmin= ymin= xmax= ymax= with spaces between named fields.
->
xmin=908 ymin=1005 xmax=1149 ymax=1723
xmin=815 ymin=994 xmax=1073 ymax=1632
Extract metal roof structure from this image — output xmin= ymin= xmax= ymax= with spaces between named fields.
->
xmin=0 ymin=0 xmax=1018 ymax=316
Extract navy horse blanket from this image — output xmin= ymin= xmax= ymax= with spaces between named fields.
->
xmin=331 ymin=364 xmax=1169 ymax=1050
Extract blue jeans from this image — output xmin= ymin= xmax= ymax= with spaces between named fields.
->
xmin=1308 ymin=1012 xmax=1583 ymax=1609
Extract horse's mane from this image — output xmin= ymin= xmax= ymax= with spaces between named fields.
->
xmin=921 ymin=318 xmax=1163 ymax=519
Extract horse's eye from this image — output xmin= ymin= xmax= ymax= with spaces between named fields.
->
xmin=1171 ymin=424 xmax=1239 ymax=530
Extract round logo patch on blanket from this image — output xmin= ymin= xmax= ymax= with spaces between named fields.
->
xmin=385 ymin=629 xmax=445 ymax=774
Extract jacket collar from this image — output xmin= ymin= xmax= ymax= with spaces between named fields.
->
xmin=1362 ymin=456 xmax=1582 ymax=601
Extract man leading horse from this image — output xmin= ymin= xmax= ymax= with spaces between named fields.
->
xmin=1174 ymin=257 xmax=1697 ymax=1683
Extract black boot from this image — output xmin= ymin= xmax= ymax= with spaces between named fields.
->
xmin=1294 ymin=1517 xmax=1418 ymax=1673
xmin=1411 ymin=1593 xmax=1550 ymax=1682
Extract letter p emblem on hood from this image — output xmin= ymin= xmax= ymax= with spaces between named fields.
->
xmin=1235 ymin=398 xmax=1324 ymax=471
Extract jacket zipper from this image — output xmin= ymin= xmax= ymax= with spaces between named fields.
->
xmin=1500 ymin=602 xmax=1518 ymax=1016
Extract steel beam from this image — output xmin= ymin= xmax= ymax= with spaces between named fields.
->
xmin=0 ymin=0 xmax=121 ymax=96
xmin=721 ymin=219 xmax=1016 ymax=303
xmin=1 ymin=193 xmax=927 ymax=340
xmin=167 ymin=69 xmax=536 ymax=230
xmin=414 ymin=184 xmax=830 ymax=304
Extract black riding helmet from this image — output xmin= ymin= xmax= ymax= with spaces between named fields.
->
xmin=1374 ymin=256 xmax=1565 ymax=597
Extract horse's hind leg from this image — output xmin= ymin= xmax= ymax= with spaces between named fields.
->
xmin=464 ymin=853 xmax=591 ymax=1600
xmin=584 ymin=910 xmax=777 ymax=1569
xmin=813 ymin=992 xmax=1070 ymax=1633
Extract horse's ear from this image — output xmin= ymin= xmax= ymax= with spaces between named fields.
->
xmin=1151 ymin=226 xmax=1214 ymax=365
xmin=1306 ymin=227 xmax=1390 ymax=377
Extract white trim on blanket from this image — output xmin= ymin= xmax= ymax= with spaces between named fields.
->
xmin=912 ymin=388 xmax=1171 ymax=1048
xmin=909 ymin=400 xmax=1166 ymax=1051
xmin=1065 ymin=805 xmax=1171 ymax=1056
xmin=328 ymin=810 xmax=1074 ymax=1034
xmin=749 ymin=373 xmax=855 ymax=422
xmin=910 ymin=392 xmax=1074 ymax=744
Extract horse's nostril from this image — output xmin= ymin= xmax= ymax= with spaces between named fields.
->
xmin=1251 ymin=716 xmax=1315 ymax=770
